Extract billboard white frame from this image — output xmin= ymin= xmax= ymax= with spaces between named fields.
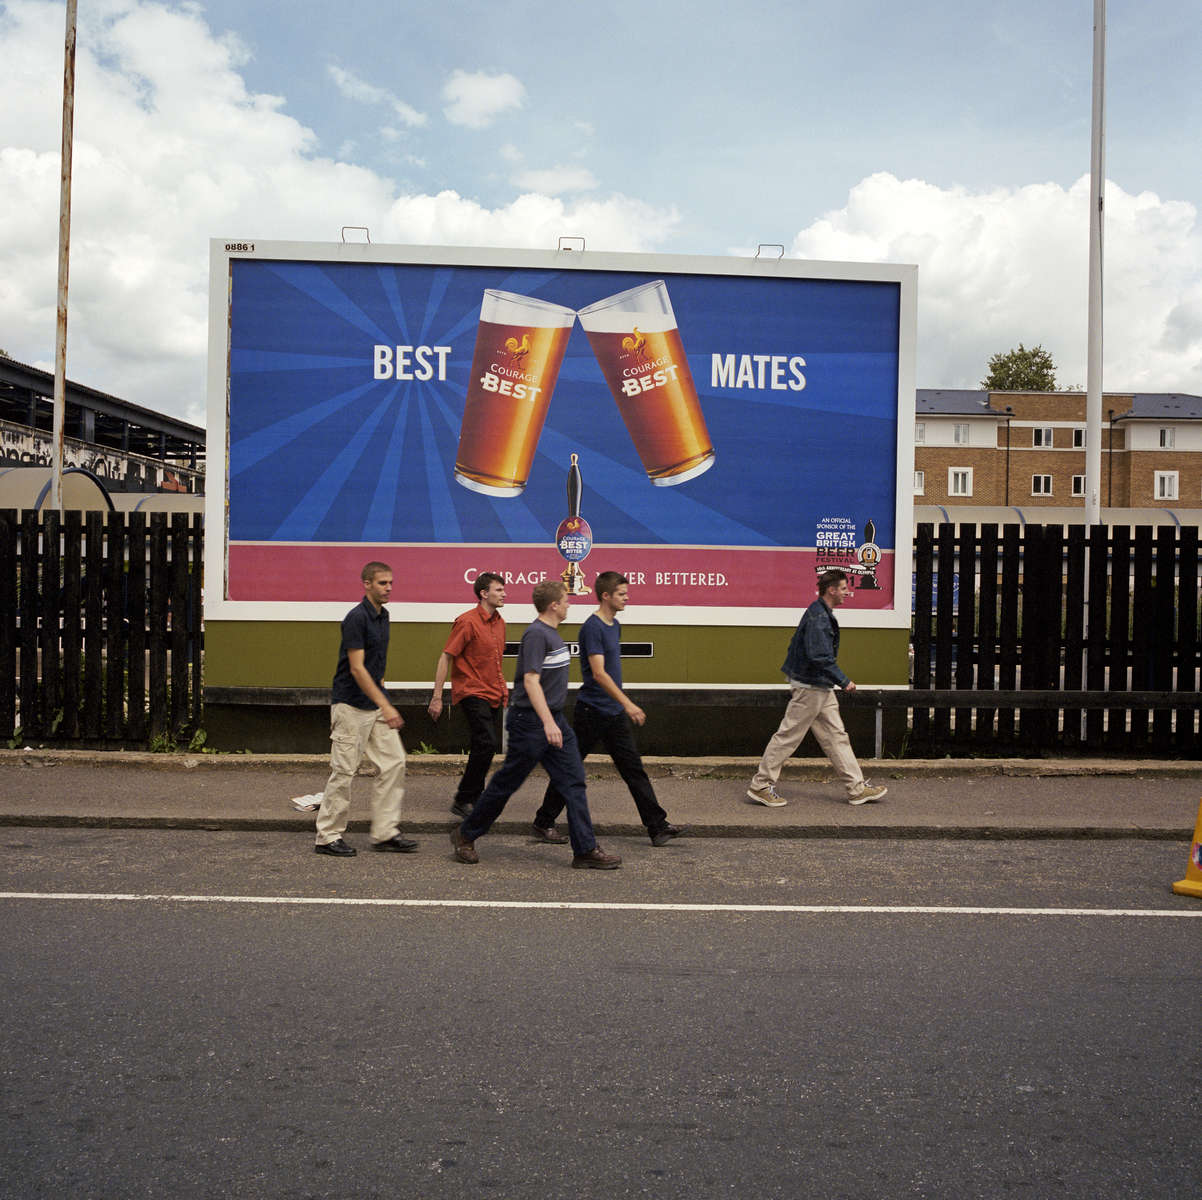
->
xmin=205 ymin=239 xmax=916 ymax=628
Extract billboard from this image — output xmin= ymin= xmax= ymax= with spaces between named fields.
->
xmin=206 ymin=241 xmax=916 ymax=627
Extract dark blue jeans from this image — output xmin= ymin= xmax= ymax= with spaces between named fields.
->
xmin=535 ymin=700 xmax=668 ymax=834
xmin=460 ymin=707 xmax=598 ymax=856
xmin=453 ymin=695 xmax=502 ymax=808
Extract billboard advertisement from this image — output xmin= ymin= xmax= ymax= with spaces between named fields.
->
xmin=206 ymin=241 xmax=916 ymax=627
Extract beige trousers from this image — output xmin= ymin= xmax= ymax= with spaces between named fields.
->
xmin=316 ymin=703 xmax=406 ymax=845
xmin=750 ymin=685 xmax=864 ymax=796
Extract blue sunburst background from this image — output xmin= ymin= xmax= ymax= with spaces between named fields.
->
xmin=227 ymin=260 xmax=900 ymax=548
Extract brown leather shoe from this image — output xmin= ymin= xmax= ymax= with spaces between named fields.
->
xmin=531 ymin=823 xmax=569 ymax=845
xmin=450 ymin=828 xmax=479 ymax=864
xmin=571 ymin=845 xmax=622 ymax=870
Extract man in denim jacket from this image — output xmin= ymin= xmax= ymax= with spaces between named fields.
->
xmin=746 ymin=568 xmax=887 ymax=808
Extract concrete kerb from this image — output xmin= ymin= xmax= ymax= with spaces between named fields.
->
xmin=3 ymin=749 xmax=1202 ymax=779
xmin=2 ymin=749 xmax=1198 ymax=841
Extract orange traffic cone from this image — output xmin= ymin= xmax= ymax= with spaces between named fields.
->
xmin=1172 ymin=798 xmax=1202 ymax=898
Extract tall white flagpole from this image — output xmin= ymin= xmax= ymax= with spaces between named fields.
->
xmin=1084 ymin=0 xmax=1105 ymax=525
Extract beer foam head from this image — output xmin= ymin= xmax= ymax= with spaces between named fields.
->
xmin=480 ymin=289 xmax=576 ymax=329
xmin=578 ymin=279 xmax=676 ymax=334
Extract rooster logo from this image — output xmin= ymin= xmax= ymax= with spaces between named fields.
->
xmin=621 ymin=327 xmax=647 ymax=360
xmin=504 ymin=331 xmax=531 ymax=365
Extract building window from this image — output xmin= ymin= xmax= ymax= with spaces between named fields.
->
xmin=1072 ymin=475 xmax=1085 ymax=497
xmin=1032 ymin=475 xmax=1053 ymax=495
xmin=915 ymin=422 xmax=925 ymax=444
xmin=953 ymin=423 xmax=970 ymax=445
xmin=949 ymin=467 xmax=973 ymax=497
xmin=1159 ymin=427 xmax=1175 ymax=448
xmin=1155 ymin=471 xmax=1179 ymax=500
xmin=1033 ymin=427 xmax=1054 ymax=447
xmin=914 ymin=470 xmax=925 ymax=495
xmin=1073 ymin=428 xmax=1086 ymax=448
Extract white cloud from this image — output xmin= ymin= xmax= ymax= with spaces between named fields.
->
xmin=512 ymin=165 xmax=598 ymax=195
xmin=441 ymin=69 xmax=525 ymax=129
xmin=381 ymin=190 xmax=677 ymax=254
xmin=327 ymin=63 xmax=426 ymax=127
xmin=0 ymin=2 xmax=675 ymax=424
xmin=788 ymin=172 xmax=1202 ymax=393
xmin=499 ymin=143 xmax=523 ymax=164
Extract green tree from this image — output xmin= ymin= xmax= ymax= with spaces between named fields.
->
xmin=981 ymin=343 xmax=1057 ymax=391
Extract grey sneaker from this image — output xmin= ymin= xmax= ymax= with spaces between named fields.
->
xmin=746 ymin=783 xmax=786 ymax=807
xmin=849 ymin=783 xmax=887 ymax=806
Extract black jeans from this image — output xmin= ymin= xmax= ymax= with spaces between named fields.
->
xmin=454 ymin=696 xmax=502 ymax=808
xmin=461 ymin=708 xmax=597 ymax=856
xmin=535 ymin=700 xmax=668 ymax=833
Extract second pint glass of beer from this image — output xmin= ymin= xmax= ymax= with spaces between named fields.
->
xmin=578 ymin=279 xmax=715 ymax=486
xmin=454 ymin=290 xmax=576 ymax=496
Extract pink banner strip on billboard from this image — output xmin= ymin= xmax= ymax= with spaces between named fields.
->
xmin=227 ymin=544 xmax=896 ymax=609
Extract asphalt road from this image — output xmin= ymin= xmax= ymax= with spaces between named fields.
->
xmin=2 ymin=830 xmax=1199 ymax=1200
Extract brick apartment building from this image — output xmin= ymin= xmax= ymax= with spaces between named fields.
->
xmin=914 ymin=390 xmax=1202 ymax=508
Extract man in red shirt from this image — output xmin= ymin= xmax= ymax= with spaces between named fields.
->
xmin=428 ymin=572 xmax=508 ymax=818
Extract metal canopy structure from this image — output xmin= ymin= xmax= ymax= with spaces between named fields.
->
xmin=0 ymin=354 xmax=204 ymax=468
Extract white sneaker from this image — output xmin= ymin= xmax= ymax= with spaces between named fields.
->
xmin=848 ymin=783 xmax=887 ymax=806
xmin=746 ymin=783 xmax=787 ymax=807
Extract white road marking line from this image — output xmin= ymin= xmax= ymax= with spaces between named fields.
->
xmin=0 ymin=892 xmax=1199 ymax=917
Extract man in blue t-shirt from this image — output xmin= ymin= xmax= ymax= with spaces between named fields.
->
xmin=451 ymin=580 xmax=621 ymax=869
xmin=534 ymin=571 xmax=686 ymax=847
xmin=314 ymin=561 xmax=418 ymax=857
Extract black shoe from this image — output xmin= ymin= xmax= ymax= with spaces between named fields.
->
xmin=650 ymin=823 xmax=688 ymax=847
xmin=449 ymin=800 xmax=473 ymax=820
xmin=315 ymin=838 xmax=356 ymax=857
xmin=531 ymin=823 xmax=569 ymax=845
xmin=372 ymin=835 xmax=419 ymax=852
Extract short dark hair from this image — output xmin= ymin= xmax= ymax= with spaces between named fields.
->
xmin=817 ymin=568 xmax=847 ymax=596
xmin=532 ymin=579 xmax=566 ymax=612
xmin=473 ymin=571 xmax=504 ymax=600
xmin=594 ymin=570 xmax=628 ymax=601
xmin=361 ymin=561 xmax=391 ymax=583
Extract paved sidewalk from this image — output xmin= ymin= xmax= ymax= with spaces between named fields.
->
xmin=1 ymin=749 xmax=1199 ymax=840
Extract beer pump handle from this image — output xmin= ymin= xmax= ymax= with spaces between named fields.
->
xmin=567 ymin=453 xmax=583 ymax=520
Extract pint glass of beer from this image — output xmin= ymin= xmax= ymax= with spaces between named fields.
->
xmin=578 ymin=280 xmax=715 ymax=486
xmin=454 ymin=290 xmax=576 ymax=497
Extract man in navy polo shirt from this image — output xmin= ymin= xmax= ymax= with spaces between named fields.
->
xmin=450 ymin=579 xmax=620 ymax=869
xmin=314 ymin=561 xmax=418 ymax=857
xmin=534 ymin=571 xmax=686 ymax=846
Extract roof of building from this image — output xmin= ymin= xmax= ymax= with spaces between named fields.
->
xmin=1125 ymin=393 xmax=1202 ymax=420
xmin=916 ymin=389 xmax=995 ymax=415
xmin=917 ymin=389 xmax=1202 ymax=419
xmin=0 ymin=354 xmax=204 ymax=462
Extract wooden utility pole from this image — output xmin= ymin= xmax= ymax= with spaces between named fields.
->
xmin=52 ymin=0 xmax=79 ymax=512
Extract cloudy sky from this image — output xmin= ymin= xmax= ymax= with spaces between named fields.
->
xmin=1 ymin=0 xmax=1200 ymax=426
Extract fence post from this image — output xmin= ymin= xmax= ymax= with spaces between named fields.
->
xmin=0 ymin=510 xmax=16 ymax=740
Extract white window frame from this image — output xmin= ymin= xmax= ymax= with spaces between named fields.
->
xmin=1159 ymin=427 xmax=1175 ymax=449
xmin=1072 ymin=428 xmax=1086 ymax=448
xmin=1033 ymin=427 xmax=1054 ymax=448
xmin=1155 ymin=470 xmax=1178 ymax=500
xmin=913 ymin=469 xmax=925 ymax=495
xmin=1072 ymin=474 xmax=1085 ymax=497
xmin=952 ymin=423 xmax=970 ymax=445
xmin=949 ymin=467 xmax=973 ymax=497
xmin=914 ymin=421 xmax=925 ymax=444
xmin=1031 ymin=474 xmax=1053 ymax=496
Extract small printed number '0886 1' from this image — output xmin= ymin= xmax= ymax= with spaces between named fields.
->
xmin=225 ymin=242 xmax=254 ymax=253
